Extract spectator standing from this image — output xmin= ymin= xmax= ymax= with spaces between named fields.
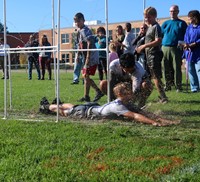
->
xmin=73 ymin=12 xmax=104 ymax=102
xmin=132 ymin=23 xmax=148 ymax=70
xmin=25 ymin=35 xmax=41 ymax=80
xmin=0 ymin=37 xmax=10 ymax=79
xmin=95 ymin=26 xmax=107 ymax=81
xmin=39 ymin=35 xmax=52 ymax=80
xmin=114 ymin=25 xmax=125 ymax=58
xmin=183 ymin=10 xmax=200 ymax=92
xmin=108 ymin=42 xmax=118 ymax=64
xmin=161 ymin=5 xmax=187 ymax=92
xmin=122 ymin=22 xmax=135 ymax=54
xmin=136 ymin=7 xmax=168 ymax=103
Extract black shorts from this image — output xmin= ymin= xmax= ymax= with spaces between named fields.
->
xmin=69 ymin=102 xmax=100 ymax=118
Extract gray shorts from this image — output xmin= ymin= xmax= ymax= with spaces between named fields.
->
xmin=68 ymin=102 xmax=100 ymax=119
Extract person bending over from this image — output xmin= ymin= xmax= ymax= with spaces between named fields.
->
xmin=39 ymin=82 xmax=179 ymax=126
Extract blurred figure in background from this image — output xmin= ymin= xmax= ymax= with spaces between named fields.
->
xmin=95 ymin=26 xmax=107 ymax=81
xmin=132 ymin=23 xmax=148 ymax=70
xmin=0 ymin=37 xmax=10 ymax=79
xmin=122 ymin=22 xmax=135 ymax=54
xmin=25 ymin=35 xmax=41 ymax=80
xmin=39 ymin=35 xmax=52 ymax=80
xmin=114 ymin=25 xmax=125 ymax=58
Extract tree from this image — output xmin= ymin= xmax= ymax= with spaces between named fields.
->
xmin=0 ymin=22 xmax=8 ymax=32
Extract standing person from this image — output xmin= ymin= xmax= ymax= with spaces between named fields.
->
xmin=132 ymin=23 xmax=148 ymax=70
xmin=122 ymin=22 xmax=135 ymax=54
xmin=183 ymin=10 xmax=200 ymax=93
xmin=114 ymin=25 xmax=125 ymax=58
xmin=0 ymin=37 xmax=10 ymax=79
xmin=108 ymin=42 xmax=118 ymax=64
xmin=161 ymin=5 xmax=188 ymax=92
xmin=73 ymin=12 xmax=104 ymax=102
xmin=95 ymin=26 xmax=107 ymax=81
xmin=25 ymin=35 xmax=41 ymax=80
xmin=136 ymin=7 xmax=168 ymax=103
xmin=39 ymin=35 xmax=52 ymax=80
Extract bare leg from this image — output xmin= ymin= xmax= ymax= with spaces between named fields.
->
xmin=49 ymin=103 xmax=74 ymax=116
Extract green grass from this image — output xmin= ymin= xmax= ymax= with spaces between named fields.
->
xmin=0 ymin=69 xmax=200 ymax=181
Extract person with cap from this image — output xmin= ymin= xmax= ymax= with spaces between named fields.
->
xmin=73 ymin=12 xmax=104 ymax=102
xmin=39 ymin=35 xmax=52 ymax=80
xmin=0 ymin=37 xmax=10 ymax=79
xmin=25 ymin=35 xmax=41 ymax=80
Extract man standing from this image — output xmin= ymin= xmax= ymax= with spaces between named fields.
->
xmin=0 ymin=37 xmax=10 ymax=79
xmin=25 ymin=35 xmax=41 ymax=80
xmin=161 ymin=5 xmax=187 ymax=92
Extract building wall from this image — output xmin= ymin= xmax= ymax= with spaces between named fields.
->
xmin=38 ymin=16 xmax=188 ymax=65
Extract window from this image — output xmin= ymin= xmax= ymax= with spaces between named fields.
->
xmin=132 ymin=28 xmax=140 ymax=38
xmin=61 ymin=34 xmax=70 ymax=44
xmin=61 ymin=53 xmax=70 ymax=63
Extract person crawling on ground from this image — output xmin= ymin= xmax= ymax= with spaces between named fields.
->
xmin=39 ymin=82 xmax=180 ymax=126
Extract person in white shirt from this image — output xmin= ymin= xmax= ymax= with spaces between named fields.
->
xmin=39 ymin=82 xmax=179 ymax=126
xmin=108 ymin=52 xmax=153 ymax=108
xmin=0 ymin=37 xmax=10 ymax=79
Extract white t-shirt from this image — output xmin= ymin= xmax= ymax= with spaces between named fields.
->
xmin=0 ymin=43 xmax=10 ymax=56
xmin=90 ymin=99 xmax=130 ymax=118
xmin=109 ymin=59 xmax=146 ymax=92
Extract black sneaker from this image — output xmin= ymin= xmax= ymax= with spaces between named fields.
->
xmin=93 ymin=92 xmax=104 ymax=102
xmin=71 ymin=81 xmax=79 ymax=85
xmin=40 ymin=97 xmax=50 ymax=106
xmin=39 ymin=104 xmax=50 ymax=114
xmin=77 ymin=96 xmax=90 ymax=102
xmin=52 ymin=98 xmax=63 ymax=104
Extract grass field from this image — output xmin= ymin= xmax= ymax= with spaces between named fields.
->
xmin=0 ymin=69 xmax=200 ymax=181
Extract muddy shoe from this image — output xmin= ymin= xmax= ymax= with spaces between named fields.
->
xmin=158 ymin=96 xmax=168 ymax=104
xmin=93 ymin=92 xmax=104 ymax=102
xmin=40 ymin=97 xmax=50 ymax=105
xmin=77 ymin=96 xmax=90 ymax=102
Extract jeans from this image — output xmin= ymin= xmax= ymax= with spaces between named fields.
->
xmin=73 ymin=57 xmax=84 ymax=83
xmin=188 ymin=60 xmax=200 ymax=92
xmin=28 ymin=56 xmax=41 ymax=80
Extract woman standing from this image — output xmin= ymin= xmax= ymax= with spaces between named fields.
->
xmin=39 ymin=35 xmax=52 ymax=80
xmin=183 ymin=10 xmax=200 ymax=92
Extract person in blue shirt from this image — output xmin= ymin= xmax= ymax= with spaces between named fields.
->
xmin=161 ymin=5 xmax=187 ymax=92
xmin=183 ymin=10 xmax=200 ymax=93
xmin=95 ymin=26 xmax=108 ymax=81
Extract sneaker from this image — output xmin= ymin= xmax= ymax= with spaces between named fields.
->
xmin=39 ymin=104 xmax=50 ymax=114
xmin=40 ymin=97 xmax=50 ymax=106
xmin=93 ymin=92 xmax=104 ymax=102
xmin=52 ymin=98 xmax=63 ymax=104
xmin=71 ymin=81 xmax=79 ymax=85
xmin=77 ymin=96 xmax=90 ymax=102
xmin=158 ymin=96 xmax=168 ymax=104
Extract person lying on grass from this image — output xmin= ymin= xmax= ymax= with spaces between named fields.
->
xmin=39 ymin=82 xmax=179 ymax=126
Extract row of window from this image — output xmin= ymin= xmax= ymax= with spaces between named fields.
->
xmin=61 ymin=28 xmax=140 ymax=63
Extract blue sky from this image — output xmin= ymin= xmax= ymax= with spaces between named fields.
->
xmin=0 ymin=0 xmax=199 ymax=32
